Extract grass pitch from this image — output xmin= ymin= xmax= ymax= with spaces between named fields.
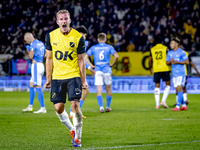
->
xmin=0 ymin=92 xmax=200 ymax=150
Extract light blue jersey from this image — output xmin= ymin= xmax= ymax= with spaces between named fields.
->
xmin=26 ymin=39 xmax=45 ymax=63
xmin=85 ymin=40 xmax=90 ymax=69
xmin=166 ymin=48 xmax=188 ymax=77
xmin=86 ymin=43 xmax=117 ymax=73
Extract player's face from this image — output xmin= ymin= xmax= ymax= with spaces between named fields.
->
xmin=170 ymin=41 xmax=178 ymax=50
xmin=57 ymin=13 xmax=71 ymax=33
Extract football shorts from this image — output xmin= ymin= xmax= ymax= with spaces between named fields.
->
xmin=173 ymin=76 xmax=186 ymax=88
xmin=95 ymin=71 xmax=112 ymax=85
xmin=30 ymin=63 xmax=44 ymax=86
xmin=153 ymin=71 xmax=170 ymax=83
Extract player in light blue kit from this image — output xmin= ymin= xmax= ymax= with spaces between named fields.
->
xmin=166 ymin=37 xmax=189 ymax=111
xmin=85 ymin=33 xmax=119 ymax=113
xmin=23 ymin=32 xmax=46 ymax=113
xmin=69 ymin=26 xmax=95 ymax=119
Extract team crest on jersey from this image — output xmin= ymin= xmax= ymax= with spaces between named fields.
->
xmin=176 ymin=53 xmax=179 ymax=57
xmin=70 ymin=42 xmax=75 ymax=48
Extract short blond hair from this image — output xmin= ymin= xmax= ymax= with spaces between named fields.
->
xmin=97 ymin=33 xmax=106 ymax=41
xmin=56 ymin=9 xmax=70 ymax=19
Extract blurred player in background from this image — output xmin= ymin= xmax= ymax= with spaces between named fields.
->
xmin=85 ymin=33 xmax=119 ymax=113
xmin=174 ymin=45 xmax=200 ymax=105
xmin=69 ymin=26 xmax=95 ymax=119
xmin=44 ymin=9 xmax=86 ymax=147
xmin=23 ymin=32 xmax=46 ymax=113
xmin=149 ymin=37 xmax=171 ymax=109
xmin=167 ymin=37 xmax=189 ymax=111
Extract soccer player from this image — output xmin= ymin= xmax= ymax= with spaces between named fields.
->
xmin=174 ymin=45 xmax=200 ymax=105
xmin=44 ymin=10 xmax=87 ymax=147
xmin=69 ymin=26 xmax=95 ymax=119
xmin=166 ymin=37 xmax=189 ymax=111
xmin=23 ymin=32 xmax=46 ymax=113
xmin=149 ymin=37 xmax=171 ymax=109
xmin=85 ymin=33 xmax=119 ymax=113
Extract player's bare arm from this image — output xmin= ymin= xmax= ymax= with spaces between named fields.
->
xmin=78 ymin=53 xmax=88 ymax=89
xmin=44 ymin=50 xmax=53 ymax=88
xmin=109 ymin=52 xmax=119 ymax=67
xmin=149 ymin=56 xmax=153 ymax=74
xmin=190 ymin=61 xmax=200 ymax=77
xmin=171 ymin=58 xmax=189 ymax=65
xmin=85 ymin=54 xmax=95 ymax=68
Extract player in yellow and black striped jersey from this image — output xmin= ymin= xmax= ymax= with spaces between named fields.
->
xmin=44 ymin=9 xmax=86 ymax=147
xmin=149 ymin=37 xmax=171 ymax=109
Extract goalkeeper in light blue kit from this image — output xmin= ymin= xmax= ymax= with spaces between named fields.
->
xmin=166 ymin=37 xmax=189 ymax=111
xmin=85 ymin=33 xmax=119 ymax=113
xmin=23 ymin=32 xmax=46 ymax=113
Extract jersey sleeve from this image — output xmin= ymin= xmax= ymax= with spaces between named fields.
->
xmin=45 ymin=33 xmax=52 ymax=50
xmin=26 ymin=45 xmax=30 ymax=51
xmin=77 ymin=36 xmax=85 ymax=54
xmin=166 ymin=52 xmax=170 ymax=61
xmin=86 ymin=46 xmax=93 ymax=56
xmin=110 ymin=46 xmax=117 ymax=55
xmin=182 ymin=51 xmax=188 ymax=61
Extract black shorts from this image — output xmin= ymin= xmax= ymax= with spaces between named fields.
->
xmin=50 ymin=77 xmax=82 ymax=104
xmin=153 ymin=71 xmax=170 ymax=83
xmin=184 ymin=76 xmax=188 ymax=87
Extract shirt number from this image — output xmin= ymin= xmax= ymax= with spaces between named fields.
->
xmin=99 ymin=50 xmax=104 ymax=60
xmin=155 ymin=51 xmax=162 ymax=60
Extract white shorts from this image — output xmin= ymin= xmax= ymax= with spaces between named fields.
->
xmin=173 ymin=76 xmax=186 ymax=88
xmin=30 ymin=63 xmax=44 ymax=86
xmin=95 ymin=71 xmax=112 ymax=86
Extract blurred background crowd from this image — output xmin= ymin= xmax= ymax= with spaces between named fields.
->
xmin=0 ymin=0 xmax=200 ymax=56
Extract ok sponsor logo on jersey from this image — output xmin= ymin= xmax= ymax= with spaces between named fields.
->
xmin=55 ymin=50 xmax=74 ymax=61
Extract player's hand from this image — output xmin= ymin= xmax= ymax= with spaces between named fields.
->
xmin=150 ymin=69 xmax=153 ymax=74
xmin=89 ymin=68 xmax=95 ymax=75
xmin=170 ymin=58 xmax=176 ymax=64
xmin=109 ymin=64 xmax=114 ymax=67
xmin=82 ymin=81 xmax=88 ymax=89
xmin=91 ymin=65 xmax=96 ymax=68
xmin=44 ymin=81 xmax=51 ymax=89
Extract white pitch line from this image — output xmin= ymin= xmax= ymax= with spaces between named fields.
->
xmin=79 ymin=140 xmax=200 ymax=150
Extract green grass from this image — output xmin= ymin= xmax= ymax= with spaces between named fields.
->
xmin=0 ymin=92 xmax=200 ymax=150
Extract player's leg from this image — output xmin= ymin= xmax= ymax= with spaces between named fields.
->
xmin=69 ymin=88 xmax=89 ymax=119
xmin=51 ymin=79 xmax=75 ymax=145
xmin=95 ymin=71 xmax=104 ymax=113
xmin=104 ymin=73 xmax=112 ymax=112
xmin=183 ymin=76 xmax=189 ymax=105
xmin=23 ymin=82 xmax=35 ymax=112
xmin=68 ymin=77 xmax=83 ymax=147
xmin=153 ymin=72 xmax=161 ymax=109
xmin=34 ymin=63 xmax=46 ymax=113
xmin=160 ymin=72 xmax=170 ymax=108
xmin=23 ymin=63 xmax=36 ymax=112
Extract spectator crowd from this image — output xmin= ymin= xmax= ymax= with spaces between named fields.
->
xmin=0 ymin=0 xmax=200 ymax=55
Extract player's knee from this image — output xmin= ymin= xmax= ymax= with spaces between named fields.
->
xmin=70 ymin=101 xmax=80 ymax=113
xmin=54 ymin=104 xmax=64 ymax=114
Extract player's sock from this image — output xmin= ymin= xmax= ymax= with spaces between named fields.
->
xmin=182 ymin=95 xmax=186 ymax=106
xmin=80 ymin=100 xmax=84 ymax=108
xmin=176 ymin=94 xmax=178 ymax=103
xmin=96 ymin=95 xmax=103 ymax=108
xmin=73 ymin=111 xmax=82 ymax=141
xmin=183 ymin=93 xmax=187 ymax=102
xmin=154 ymin=88 xmax=160 ymax=106
xmin=70 ymin=107 xmax=72 ymax=113
xmin=29 ymin=87 xmax=35 ymax=106
xmin=176 ymin=92 xmax=183 ymax=108
xmin=106 ymin=95 xmax=112 ymax=108
xmin=56 ymin=110 xmax=74 ymax=131
xmin=36 ymin=88 xmax=45 ymax=108
xmin=161 ymin=85 xmax=170 ymax=103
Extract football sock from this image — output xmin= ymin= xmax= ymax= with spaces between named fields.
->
xmin=161 ymin=85 xmax=170 ymax=103
xmin=176 ymin=92 xmax=183 ymax=108
xmin=29 ymin=87 xmax=35 ymax=106
xmin=73 ymin=111 xmax=82 ymax=141
xmin=80 ymin=100 xmax=84 ymax=108
xmin=106 ymin=95 xmax=112 ymax=108
xmin=70 ymin=107 xmax=72 ymax=113
xmin=56 ymin=110 xmax=74 ymax=131
xmin=96 ymin=95 xmax=103 ymax=108
xmin=36 ymin=88 xmax=45 ymax=107
xmin=182 ymin=95 xmax=186 ymax=106
xmin=176 ymin=94 xmax=178 ymax=103
xmin=154 ymin=88 xmax=160 ymax=106
xmin=183 ymin=93 xmax=187 ymax=102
